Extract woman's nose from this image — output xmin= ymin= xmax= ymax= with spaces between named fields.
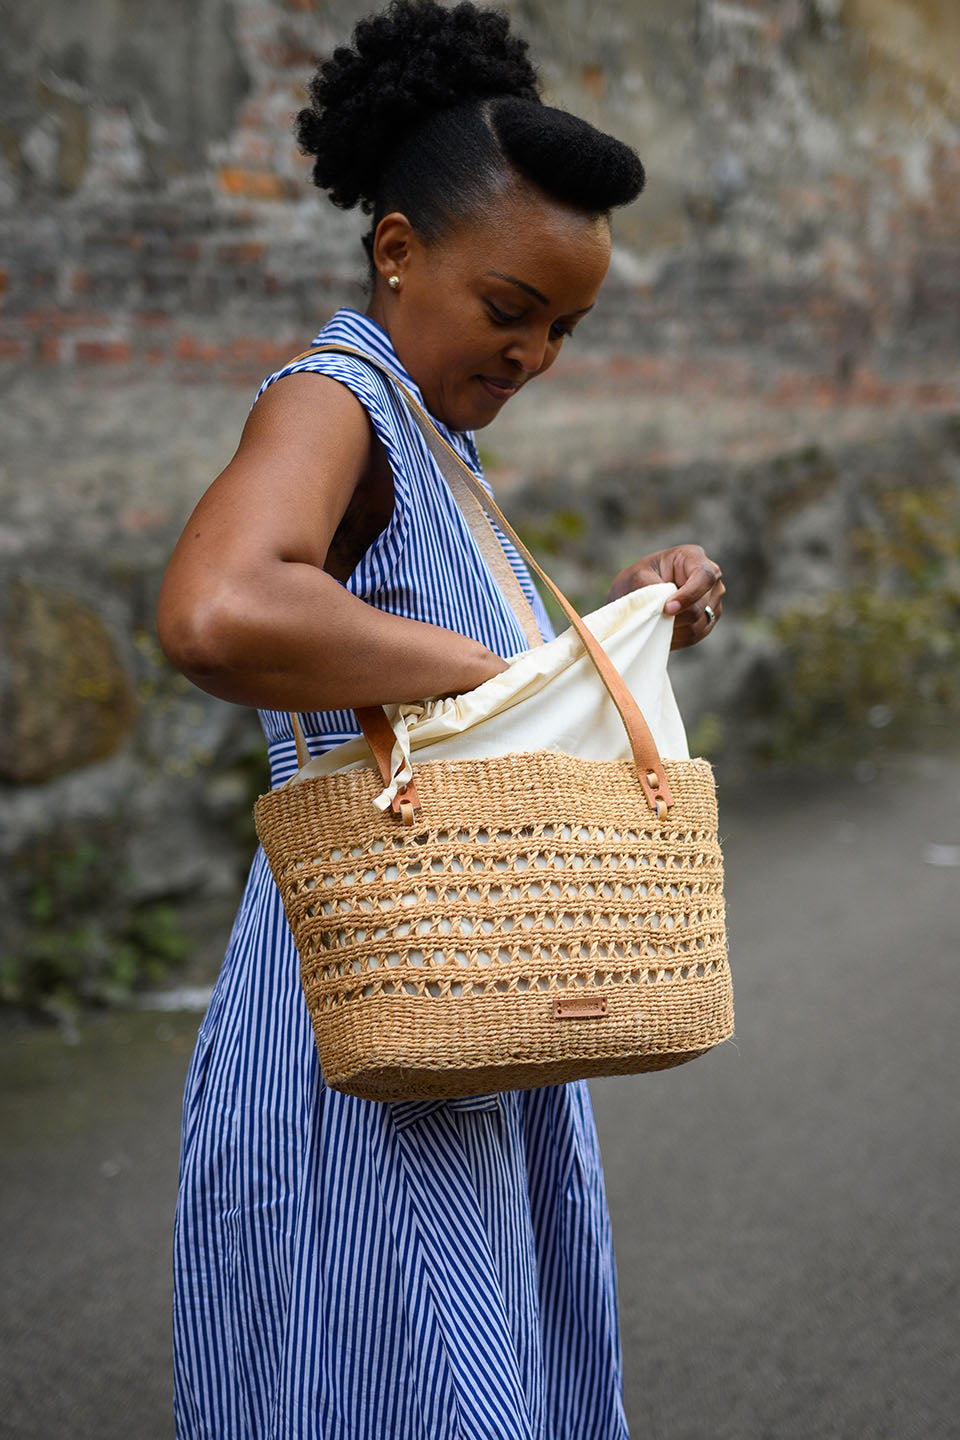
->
xmin=502 ymin=327 xmax=554 ymax=376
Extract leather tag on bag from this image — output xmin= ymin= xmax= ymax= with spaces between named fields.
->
xmin=553 ymin=995 xmax=608 ymax=1019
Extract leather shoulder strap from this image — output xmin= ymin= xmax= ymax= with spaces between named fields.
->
xmin=286 ymin=342 xmax=674 ymax=814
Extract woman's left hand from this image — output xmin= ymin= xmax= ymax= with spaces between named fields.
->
xmin=608 ymin=544 xmax=725 ymax=650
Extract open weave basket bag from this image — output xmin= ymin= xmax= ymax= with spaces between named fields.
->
xmin=255 ymin=346 xmax=733 ymax=1102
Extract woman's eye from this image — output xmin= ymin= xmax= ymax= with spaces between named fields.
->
xmin=485 ymin=300 xmax=575 ymax=340
xmin=486 ymin=302 xmax=522 ymax=325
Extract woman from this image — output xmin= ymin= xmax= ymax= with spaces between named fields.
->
xmin=159 ymin=3 xmax=725 ymax=1436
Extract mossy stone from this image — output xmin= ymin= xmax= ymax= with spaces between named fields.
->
xmin=0 ymin=581 xmax=137 ymax=784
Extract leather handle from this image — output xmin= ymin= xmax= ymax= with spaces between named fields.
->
xmin=292 ymin=709 xmax=420 ymax=824
xmin=285 ymin=342 xmax=674 ymax=816
xmin=354 ymin=704 xmax=420 ymax=824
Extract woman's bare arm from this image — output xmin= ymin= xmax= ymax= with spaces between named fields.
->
xmin=157 ymin=373 xmax=507 ymax=711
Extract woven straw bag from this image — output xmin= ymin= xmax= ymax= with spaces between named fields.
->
xmin=255 ymin=345 xmax=733 ymax=1102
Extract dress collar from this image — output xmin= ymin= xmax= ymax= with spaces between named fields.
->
xmin=312 ymin=308 xmax=425 ymax=406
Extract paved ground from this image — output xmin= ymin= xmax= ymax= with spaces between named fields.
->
xmin=1 ymin=751 xmax=958 ymax=1439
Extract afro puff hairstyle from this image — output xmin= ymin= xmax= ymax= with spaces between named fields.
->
xmin=296 ymin=0 xmax=645 ymax=263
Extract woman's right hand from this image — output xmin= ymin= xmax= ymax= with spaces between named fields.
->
xmin=157 ymin=374 xmax=508 ymax=711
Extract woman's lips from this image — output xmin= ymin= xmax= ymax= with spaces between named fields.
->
xmin=476 ymin=376 xmax=519 ymax=403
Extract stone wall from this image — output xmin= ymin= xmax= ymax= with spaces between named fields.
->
xmin=1 ymin=0 xmax=958 ymax=390
xmin=1 ymin=0 xmax=958 ymax=1000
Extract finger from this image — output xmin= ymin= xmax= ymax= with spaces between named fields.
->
xmin=669 ymin=586 xmax=724 ymax=648
xmin=678 ymin=578 xmax=725 ymax=623
xmin=700 ymin=580 xmax=725 ymax=625
xmin=663 ymin=563 xmax=723 ymax=615
xmin=608 ymin=563 xmax=662 ymax=601
xmin=670 ymin=613 xmax=717 ymax=649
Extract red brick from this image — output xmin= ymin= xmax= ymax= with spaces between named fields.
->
xmin=75 ymin=339 xmax=134 ymax=364
xmin=135 ymin=310 xmax=173 ymax=328
xmin=582 ymin=64 xmax=605 ymax=98
xmin=846 ymin=369 xmax=893 ymax=405
xmin=0 ymin=270 xmax=7 ymax=296
xmin=218 ymin=168 xmax=289 ymax=200
xmin=0 ymin=337 xmax=27 ymax=359
xmin=175 ymin=336 xmax=221 ymax=363
xmin=63 ymin=311 xmax=115 ymax=329
xmin=38 ymin=333 xmax=62 ymax=364
xmin=913 ymin=382 xmax=954 ymax=406
xmin=217 ymin=242 xmax=267 ymax=265
xmin=767 ymin=374 xmax=834 ymax=407
xmin=23 ymin=309 xmax=111 ymax=331
xmin=223 ymin=338 xmax=296 ymax=370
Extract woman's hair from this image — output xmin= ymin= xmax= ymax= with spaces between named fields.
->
xmin=296 ymin=0 xmax=645 ymax=263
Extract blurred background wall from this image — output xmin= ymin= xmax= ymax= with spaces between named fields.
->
xmin=1 ymin=0 xmax=958 ymax=1006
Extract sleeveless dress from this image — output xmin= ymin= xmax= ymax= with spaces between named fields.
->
xmin=172 ymin=308 xmax=629 ymax=1440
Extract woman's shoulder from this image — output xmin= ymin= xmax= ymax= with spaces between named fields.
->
xmin=256 ymin=320 xmax=401 ymax=418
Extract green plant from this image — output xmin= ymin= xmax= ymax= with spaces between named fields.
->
xmin=765 ymin=485 xmax=960 ymax=761
xmin=3 ymin=840 xmax=193 ymax=1016
xmin=516 ymin=508 xmax=586 ymax=558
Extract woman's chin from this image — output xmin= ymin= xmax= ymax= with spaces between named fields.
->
xmin=464 ymin=411 xmax=498 ymax=432
xmin=437 ymin=403 xmax=500 ymax=434
xmin=429 ymin=379 xmax=517 ymax=433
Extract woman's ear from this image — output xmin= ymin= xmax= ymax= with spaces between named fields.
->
xmin=371 ymin=212 xmax=417 ymax=289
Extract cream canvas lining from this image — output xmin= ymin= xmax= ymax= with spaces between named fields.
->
xmin=291 ymin=583 xmax=689 ymax=810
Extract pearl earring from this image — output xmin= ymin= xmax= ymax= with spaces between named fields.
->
xmin=387 ymin=274 xmax=401 ymax=290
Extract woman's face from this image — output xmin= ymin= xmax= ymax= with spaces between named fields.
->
xmin=369 ymin=182 xmax=612 ymax=432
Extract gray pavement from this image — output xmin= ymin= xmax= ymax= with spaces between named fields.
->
xmin=1 ymin=752 xmax=958 ymax=1439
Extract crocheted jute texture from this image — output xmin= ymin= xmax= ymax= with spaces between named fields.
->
xmin=255 ymin=751 xmax=732 ymax=1101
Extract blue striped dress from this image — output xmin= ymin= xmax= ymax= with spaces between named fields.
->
xmin=173 ymin=308 xmax=629 ymax=1440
